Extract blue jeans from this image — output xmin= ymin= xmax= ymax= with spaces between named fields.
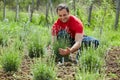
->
xmin=57 ymin=30 xmax=99 ymax=49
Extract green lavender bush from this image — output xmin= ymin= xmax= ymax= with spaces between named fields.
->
xmin=1 ymin=49 xmax=21 ymax=72
xmin=32 ymin=61 xmax=56 ymax=80
xmin=79 ymin=48 xmax=103 ymax=73
xmin=52 ymin=30 xmax=71 ymax=62
xmin=27 ymin=29 xmax=44 ymax=58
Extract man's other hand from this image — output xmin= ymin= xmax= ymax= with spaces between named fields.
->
xmin=59 ymin=47 xmax=70 ymax=56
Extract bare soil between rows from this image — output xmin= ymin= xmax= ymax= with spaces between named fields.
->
xmin=105 ymin=47 xmax=120 ymax=80
xmin=0 ymin=47 xmax=120 ymax=80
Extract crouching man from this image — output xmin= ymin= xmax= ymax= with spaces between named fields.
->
xmin=51 ymin=3 xmax=99 ymax=62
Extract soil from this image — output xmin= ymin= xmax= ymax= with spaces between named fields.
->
xmin=0 ymin=47 xmax=120 ymax=80
xmin=0 ymin=55 xmax=34 ymax=80
xmin=0 ymin=50 xmax=78 ymax=80
xmin=56 ymin=53 xmax=78 ymax=80
xmin=105 ymin=47 xmax=120 ymax=80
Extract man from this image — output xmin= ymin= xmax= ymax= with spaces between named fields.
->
xmin=51 ymin=3 xmax=99 ymax=60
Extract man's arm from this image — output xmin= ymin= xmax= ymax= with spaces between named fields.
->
xmin=59 ymin=33 xmax=83 ymax=55
xmin=70 ymin=33 xmax=83 ymax=53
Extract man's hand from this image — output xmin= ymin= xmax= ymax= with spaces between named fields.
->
xmin=59 ymin=47 xmax=71 ymax=56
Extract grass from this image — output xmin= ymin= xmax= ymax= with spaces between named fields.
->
xmin=32 ymin=59 xmax=56 ymax=80
xmin=26 ymin=26 xmax=50 ymax=58
xmin=79 ymin=47 xmax=103 ymax=73
xmin=0 ymin=48 xmax=21 ymax=72
xmin=0 ymin=32 xmax=8 ymax=47
xmin=76 ymin=71 xmax=103 ymax=80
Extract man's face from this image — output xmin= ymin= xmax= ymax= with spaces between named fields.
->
xmin=57 ymin=9 xmax=69 ymax=23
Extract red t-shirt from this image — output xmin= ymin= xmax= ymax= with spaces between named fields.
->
xmin=52 ymin=15 xmax=84 ymax=39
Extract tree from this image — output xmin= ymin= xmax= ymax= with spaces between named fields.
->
xmin=73 ymin=0 xmax=76 ymax=15
xmin=3 ymin=0 xmax=6 ymax=21
xmin=15 ymin=0 xmax=19 ymax=21
xmin=87 ymin=0 xmax=94 ymax=26
xmin=36 ymin=0 xmax=40 ymax=10
xmin=114 ymin=0 xmax=120 ymax=30
xmin=30 ymin=0 xmax=34 ymax=22
xmin=45 ymin=0 xmax=54 ymax=25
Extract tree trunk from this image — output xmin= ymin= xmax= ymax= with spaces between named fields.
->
xmin=87 ymin=2 xmax=93 ymax=26
xmin=114 ymin=0 xmax=120 ymax=30
xmin=15 ymin=0 xmax=19 ymax=21
xmin=3 ymin=0 xmax=6 ymax=21
xmin=36 ymin=0 xmax=40 ymax=10
xmin=49 ymin=0 xmax=54 ymax=23
xmin=28 ymin=5 xmax=31 ymax=21
xmin=45 ymin=1 xmax=49 ymax=25
xmin=45 ymin=0 xmax=54 ymax=25
xmin=100 ymin=6 xmax=107 ymax=36
xmin=30 ymin=0 xmax=34 ymax=22
xmin=73 ymin=0 xmax=76 ymax=15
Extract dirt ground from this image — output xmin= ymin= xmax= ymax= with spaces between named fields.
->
xmin=0 ymin=55 xmax=33 ymax=80
xmin=56 ymin=53 xmax=78 ymax=80
xmin=105 ymin=47 xmax=120 ymax=80
xmin=0 ymin=47 xmax=120 ymax=80
xmin=0 ymin=51 xmax=78 ymax=80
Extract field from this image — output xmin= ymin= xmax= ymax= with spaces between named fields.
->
xmin=0 ymin=1 xmax=120 ymax=80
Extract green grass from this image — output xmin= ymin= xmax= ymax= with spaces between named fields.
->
xmin=0 ymin=48 xmax=21 ymax=72
xmin=79 ymin=48 xmax=103 ymax=73
xmin=32 ymin=59 xmax=56 ymax=80
xmin=76 ymin=71 xmax=103 ymax=80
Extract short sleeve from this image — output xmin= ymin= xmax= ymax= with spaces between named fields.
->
xmin=74 ymin=21 xmax=83 ymax=34
xmin=52 ymin=20 xmax=60 ymax=36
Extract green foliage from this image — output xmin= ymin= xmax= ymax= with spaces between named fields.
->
xmin=0 ymin=34 xmax=3 ymax=45
xmin=38 ymin=14 xmax=46 ymax=25
xmin=53 ymin=39 xmax=69 ymax=55
xmin=0 ymin=33 xmax=8 ymax=47
xmin=80 ymin=48 xmax=103 ymax=73
xmin=76 ymin=71 xmax=101 ymax=80
xmin=1 ymin=49 xmax=21 ymax=72
xmin=52 ymin=38 xmax=71 ymax=62
xmin=12 ymin=38 xmax=24 ymax=51
xmin=28 ymin=41 xmax=44 ymax=58
xmin=27 ymin=28 xmax=44 ymax=58
xmin=32 ymin=61 xmax=56 ymax=80
xmin=0 ymin=1 xmax=120 ymax=79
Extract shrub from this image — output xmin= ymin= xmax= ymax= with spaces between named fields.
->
xmin=0 ymin=33 xmax=8 ymax=46
xmin=52 ymin=30 xmax=72 ymax=62
xmin=80 ymin=48 xmax=102 ymax=73
xmin=1 ymin=50 xmax=21 ymax=72
xmin=32 ymin=62 xmax=56 ymax=80
xmin=76 ymin=71 xmax=101 ymax=80
xmin=0 ymin=34 xmax=3 ymax=45
xmin=28 ymin=42 xmax=44 ymax=58
xmin=27 ymin=30 xmax=44 ymax=58
xmin=52 ymin=38 xmax=71 ymax=62
xmin=13 ymin=39 xmax=24 ymax=51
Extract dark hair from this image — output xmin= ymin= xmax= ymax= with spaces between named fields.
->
xmin=56 ymin=3 xmax=69 ymax=13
